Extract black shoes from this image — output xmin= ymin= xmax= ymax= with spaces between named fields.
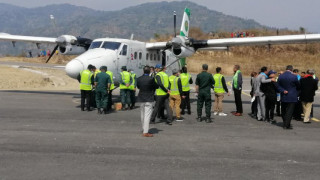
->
xmin=166 ymin=122 xmax=173 ymax=125
xmin=187 ymin=110 xmax=191 ymax=115
xmin=181 ymin=110 xmax=185 ymax=115
xmin=205 ymin=117 xmax=213 ymax=123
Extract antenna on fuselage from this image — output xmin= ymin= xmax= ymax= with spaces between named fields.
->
xmin=130 ymin=34 xmax=134 ymax=40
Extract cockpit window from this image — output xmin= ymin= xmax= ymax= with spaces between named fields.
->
xmin=102 ymin=41 xmax=121 ymax=50
xmin=89 ymin=41 xmax=102 ymax=49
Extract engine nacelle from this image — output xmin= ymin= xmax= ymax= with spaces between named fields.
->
xmin=58 ymin=45 xmax=87 ymax=55
xmin=172 ymin=46 xmax=195 ymax=58
xmin=56 ymin=35 xmax=88 ymax=55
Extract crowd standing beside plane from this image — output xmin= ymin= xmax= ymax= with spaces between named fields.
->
xmin=78 ymin=63 xmax=318 ymax=137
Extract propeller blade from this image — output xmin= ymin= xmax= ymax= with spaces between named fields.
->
xmin=46 ymin=45 xmax=59 ymax=63
xmin=174 ymin=11 xmax=177 ymax=37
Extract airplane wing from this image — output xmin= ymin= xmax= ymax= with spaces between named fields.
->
xmin=205 ymin=34 xmax=320 ymax=47
xmin=146 ymin=34 xmax=320 ymax=50
xmin=0 ymin=33 xmax=57 ymax=44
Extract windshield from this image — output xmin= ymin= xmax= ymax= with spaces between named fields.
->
xmin=89 ymin=41 xmax=102 ymax=49
xmin=101 ymin=41 xmax=121 ymax=50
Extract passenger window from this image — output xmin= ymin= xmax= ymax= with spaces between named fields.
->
xmin=146 ymin=53 xmax=149 ymax=60
xmin=150 ymin=54 xmax=153 ymax=60
xmin=120 ymin=45 xmax=127 ymax=56
xmin=158 ymin=54 xmax=160 ymax=61
xmin=134 ymin=52 xmax=138 ymax=60
xmin=139 ymin=52 xmax=142 ymax=60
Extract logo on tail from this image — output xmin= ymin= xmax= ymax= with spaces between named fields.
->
xmin=180 ymin=8 xmax=191 ymax=37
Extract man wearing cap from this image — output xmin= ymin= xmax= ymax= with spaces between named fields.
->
xmin=180 ymin=66 xmax=193 ymax=115
xmin=255 ymin=66 xmax=276 ymax=121
xmin=195 ymin=64 xmax=215 ymax=123
xmin=94 ymin=66 xmax=111 ymax=114
xmin=300 ymin=69 xmax=318 ymax=124
xmin=128 ymin=69 xmax=137 ymax=109
xmin=150 ymin=64 xmax=173 ymax=125
xmin=119 ymin=66 xmax=132 ymax=110
xmin=169 ymin=69 xmax=184 ymax=121
xmin=77 ymin=64 xmax=95 ymax=111
xmin=261 ymin=70 xmax=278 ymax=123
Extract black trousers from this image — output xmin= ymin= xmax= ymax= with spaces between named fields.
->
xmin=107 ymin=90 xmax=113 ymax=110
xmin=293 ymin=100 xmax=302 ymax=120
xmin=234 ymin=89 xmax=243 ymax=113
xmin=151 ymin=95 xmax=172 ymax=123
xmin=281 ymin=102 xmax=295 ymax=128
xmin=251 ymin=98 xmax=257 ymax=116
xmin=130 ymin=90 xmax=136 ymax=107
xmin=91 ymin=90 xmax=97 ymax=108
xmin=265 ymin=96 xmax=276 ymax=120
xmin=181 ymin=91 xmax=191 ymax=112
xmin=81 ymin=90 xmax=92 ymax=111
xmin=276 ymin=101 xmax=281 ymax=116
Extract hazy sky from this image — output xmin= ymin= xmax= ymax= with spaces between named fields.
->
xmin=1 ymin=0 xmax=319 ymax=32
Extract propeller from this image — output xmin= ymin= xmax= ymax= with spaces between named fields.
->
xmin=45 ymin=36 xmax=92 ymax=63
xmin=46 ymin=44 xmax=59 ymax=63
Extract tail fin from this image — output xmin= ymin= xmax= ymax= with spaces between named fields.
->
xmin=180 ymin=8 xmax=191 ymax=37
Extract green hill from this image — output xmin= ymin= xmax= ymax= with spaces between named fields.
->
xmin=0 ymin=1 xmax=267 ymax=55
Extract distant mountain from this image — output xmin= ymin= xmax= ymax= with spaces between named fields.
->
xmin=0 ymin=1 xmax=267 ymax=55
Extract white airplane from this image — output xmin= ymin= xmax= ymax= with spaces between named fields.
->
xmin=1 ymin=8 xmax=320 ymax=84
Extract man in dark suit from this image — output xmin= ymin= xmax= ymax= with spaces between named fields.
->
xmin=137 ymin=66 xmax=159 ymax=137
xmin=277 ymin=65 xmax=300 ymax=129
xmin=300 ymin=69 xmax=318 ymax=124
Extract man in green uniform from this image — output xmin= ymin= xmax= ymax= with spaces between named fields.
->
xmin=120 ymin=66 xmax=132 ymax=110
xmin=195 ymin=64 xmax=215 ymax=123
xmin=106 ymin=69 xmax=115 ymax=111
xmin=77 ymin=64 xmax=95 ymax=112
xmin=94 ymin=66 xmax=111 ymax=114
xmin=128 ymin=69 xmax=137 ymax=109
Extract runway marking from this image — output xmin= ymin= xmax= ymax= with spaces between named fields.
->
xmin=227 ymin=81 xmax=251 ymax=97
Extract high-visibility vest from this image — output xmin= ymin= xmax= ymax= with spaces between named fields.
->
xmin=180 ymin=73 xmax=190 ymax=92
xmin=213 ymin=73 xmax=225 ymax=93
xmin=129 ymin=73 xmax=136 ymax=90
xmin=94 ymin=70 xmax=101 ymax=78
xmin=169 ymin=75 xmax=180 ymax=95
xmin=106 ymin=71 xmax=115 ymax=90
xmin=80 ymin=69 xmax=93 ymax=90
xmin=120 ymin=71 xmax=131 ymax=89
xmin=155 ymin=71 xmax=169 ymax=96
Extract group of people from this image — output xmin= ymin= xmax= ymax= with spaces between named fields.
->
xmin=78 ymin=62 xmax=318 ymax=137
xmin=250 ymin=65 xmax=318 ymax=129
xmin=231 ymin=32 xmax=254 ymax=38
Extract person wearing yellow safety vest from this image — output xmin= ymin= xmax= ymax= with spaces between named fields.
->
xmin=106 ymin=69 xmax=115 ymax=111
xmin=150 ymin=64 xmax=173 ymax=125
xmin=169 ymin=69 xmax=184 ymax=121
xmin=77 ymin=64 xmax=95 ymax=111
xmin=119 ymin=66 xmax=132 ymax=110
xmin=91 ymin=66 xmax=100 ymax=108
xmin=180 ymin=66 xmax=193 ymax=115
xmin=128 ymin=69 xmax=137 ymax=109
xmin=213 ymin=67 xmax=230 ymax=116
xmin=232 ymin=65 xmax=243 ymax=116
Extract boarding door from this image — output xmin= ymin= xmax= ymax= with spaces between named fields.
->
xmin=117 ymin=44 xmax=129 ymax=74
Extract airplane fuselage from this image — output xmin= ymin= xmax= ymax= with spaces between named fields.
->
xmin=65 ymin=38 xmax=181 ymax=83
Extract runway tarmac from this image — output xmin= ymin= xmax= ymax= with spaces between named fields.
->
xmin=1 ymin=83 xmax=320 ymax=179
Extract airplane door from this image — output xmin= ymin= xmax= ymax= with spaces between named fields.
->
xmin=117 ymin=44 xmax=129 ymax=74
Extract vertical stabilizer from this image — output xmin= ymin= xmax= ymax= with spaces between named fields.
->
xmin=180 ymin=8 xmax=191 ymax=37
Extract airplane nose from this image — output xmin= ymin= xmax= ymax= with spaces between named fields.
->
xmin=65 ymin=59 xmax=84 ymax=79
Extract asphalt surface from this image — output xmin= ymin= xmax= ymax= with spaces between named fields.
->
xmin=1 ymin=78 xmax=320 ymax=179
